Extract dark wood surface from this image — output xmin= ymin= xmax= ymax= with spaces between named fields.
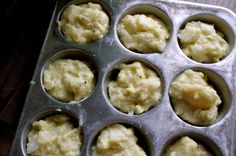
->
xmin=0 ymin=0 xmax=56 ymax=155
xmin=0 ymin=0 xmax=235 ymax=155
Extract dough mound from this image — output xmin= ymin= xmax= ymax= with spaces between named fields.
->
xmin=43 ymin=59 xmax=95 ymax=102
xmin=169 ymin=70 xmax=221 ymax=125
xmin=164 ymin=136 xmax=213 ymax=156
xmin=92 ymin=124 xmax=147 ymax=156
xmin=118 ymin=14 xmax=169 ymax=53
xmin=27 ymin=114 xmax=82 ymax=156
xmin=59 ymin=2 xmax=109 ymax=44
xmin=108 ymin=61 xmax=162 ymax=114
xmin=178 ymin=21 xmax=229 ymax=63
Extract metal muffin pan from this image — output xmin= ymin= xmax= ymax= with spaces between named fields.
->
xmin=9 ymin=0 xmax=236 ymax=155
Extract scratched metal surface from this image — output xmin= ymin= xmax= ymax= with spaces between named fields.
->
xmin=9 ymin=0 xmax=236 ymax=155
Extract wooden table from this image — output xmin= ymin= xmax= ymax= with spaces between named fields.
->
xmin=182 ymin=0 xmax=236 ymax=11
xmin=0 ymin=0 xmax=235 ymax=155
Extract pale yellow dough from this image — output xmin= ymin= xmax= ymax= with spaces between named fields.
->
xmin=178 ymin=21 xmax=229 ymax=63
xmin=108 ymin=61 xmax=162 ymax=114
xmin=59 ymin=2 xmax=109 ymax=44
xmin=117 ymin=14 xmax=169 ymax=53
xmin=169 ymin=70 xmax=221 ymax=125
xmin=27 ymin=114 xmax=82 ymax=156
xmin=164 ymin=136 xmax=213 ymax=156
xmin=43 ymin=59 xmax=95 ymax=102
xmin=92 ymin=124 xmax=147 ymax=156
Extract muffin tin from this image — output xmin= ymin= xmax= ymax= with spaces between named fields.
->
xmin=9 ymin=0 xmax=236 ymax=155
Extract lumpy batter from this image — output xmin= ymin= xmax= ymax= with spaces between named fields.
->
xmin=108 ymin=61 xmax=162 ymax=114
xmin=92 ymin=124 xmax=147 ymax=156
xmin=118 ymin=14 xmax=169 ymax=53
xmin=59 ymin=2 xmax=109 ymax=44
xmin=178 ymin=21 xmax=229 ymax=63
xmin=164 ymin=136 xmax=213 ymax=156
xmin=169 ymin=70 xmax=221 ymax=125
xmin=27 ymin=114 xmax=82 ymax=156
xmin=43 ymin=59 xmax=95 ymax=102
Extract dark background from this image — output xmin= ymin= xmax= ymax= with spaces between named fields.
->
xmin=0 ymin=0 xmax=235 ymax=155
xmin=0 ymin=0 xmax=56 ymax=155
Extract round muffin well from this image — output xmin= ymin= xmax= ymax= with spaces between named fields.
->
xmin=59 ymin=2 xmax=109 ymax=44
